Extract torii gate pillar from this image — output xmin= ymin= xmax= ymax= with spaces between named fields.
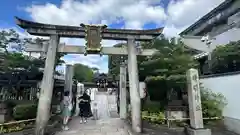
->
xmin=127 ymin=39 xmax=142 ymax=133
xmin=35 ymin=35 xmax=59 ymax=135
xmin=119 ymin=63 xmax=127 ymax=119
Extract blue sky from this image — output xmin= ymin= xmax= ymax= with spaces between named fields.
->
xmin=0 ymin=0 xmax=174 ymax=30
xmin=1 ymin=0 xmax=58 ymax=27
xmin=0 ymin=0 xmax=171 ymax=26
xmin=0 ymin=0 xmax=224 ymax=73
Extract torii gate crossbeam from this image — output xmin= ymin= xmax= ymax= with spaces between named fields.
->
xmin=26 ymin=43 xmax=158 ymax=56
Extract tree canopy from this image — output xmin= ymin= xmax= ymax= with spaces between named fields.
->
xmin=140 ymin=38 xmax=197 ymax=81
xmin=139 ymin=37 xmax=198 ymax=102
xmin=0 ymin=29 xmax=28 ymax=53
xmin=73 ymin=64 xmax=94 ymax=82
xmin=108 ymin=36 xmax=198 ymax=104
xmin=210 ymin=40 xmax=240 ymax=74
xmin=0 ymin=29 xmax=65 ymax=80
xmin=108 ymin=43 xmax=127 ymax=76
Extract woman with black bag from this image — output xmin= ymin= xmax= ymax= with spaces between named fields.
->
xmin=78 ymin=92 xmax=92 ymax=123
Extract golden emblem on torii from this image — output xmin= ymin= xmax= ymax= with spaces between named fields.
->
xmin=80 ymin=23 xmax=107 ymax=56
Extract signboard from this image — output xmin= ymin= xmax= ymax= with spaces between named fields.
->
xmin=81 ymin=24 xmax=106 ymax=54
xmin=86 ymin=26 xmax=102 ymax=51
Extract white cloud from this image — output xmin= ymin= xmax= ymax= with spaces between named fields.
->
xmin=25 ymin=0 xmax=166 ymax=27
xmin=22 ymin=0 xmax=225 ymax=72
xmin=24 ymin=0 xmax=167 ymax=73
xmin=163 ymin=0 xmax=224 ymax=37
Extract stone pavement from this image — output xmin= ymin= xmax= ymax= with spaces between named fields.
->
xmin=55 ymin=92 xmax=131 ymax=135
xmin=55 ymin=117 xmax=130 ymax=135
xmin=94 ymin=92 xmax=111 ymax=119
xmin=54 ymin=91 xmax=239 ymax=135
xmin=107 ymin=92 xmax=119 ymax=118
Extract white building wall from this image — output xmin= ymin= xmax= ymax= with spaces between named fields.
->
xmin=200 ymin=73 xmax=240 ymax=134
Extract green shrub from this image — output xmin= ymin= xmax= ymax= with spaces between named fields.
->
xmin=3 ymin=100 xmax=17 ymax=109
xmin=2 ymin=100 xmax=17 ymax=120
xmin=13 ymin=104 xmax=37 ymax=120
xmin=200 ymin=84 xmax=227 ymax=118
xmin=142 ymin=111 xmax=165 ymax=124
xmin=142 ymin=100 xmax=161 ymax=113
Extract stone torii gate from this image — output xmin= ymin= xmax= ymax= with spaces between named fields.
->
xmin=15 ymin=17 xmax=163 ymax=134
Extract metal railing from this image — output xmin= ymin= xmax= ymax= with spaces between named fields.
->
xmin=0 ymin=118 xmax=35 ymax=126
xmin=0 ymin=114 xmax=57 ymax=126
xmin=0 ymin=114 xmax=58 ymax=134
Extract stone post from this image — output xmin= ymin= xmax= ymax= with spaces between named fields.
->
xmin=0 ymin=102 xmax=8 ymax=124
xmin=119 ymin=63 xmax=127 ymax=119
xmin=65 ymin=64 xmax=74 ymax=98
xmin=75 ymin=82 xmax=81 ymax=116
xmin=64 ymin=64 xmax=74 ymax=115
xmin=90 ymin=88 xmax=98 ymax=120
xmin=127 ymin=38 xmax=142 ymax=133
xmin=186 ymin=68 xmax=211 ymax=135
xmin=35 ymin=35 xmax=59 ymax=135
xmin=92 ymin=101 xmax=98 ymax=120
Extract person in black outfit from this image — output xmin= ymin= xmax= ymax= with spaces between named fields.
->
xmin=78 ymin=92 xmax=92 ymax=123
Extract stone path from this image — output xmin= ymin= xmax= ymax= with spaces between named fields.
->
xmin=107 ymin=92 xmax=119 ymax=118
xmin=55 ymin=92 xmax=130 ymax=135
xmin=54 ymin=91 xmax=239 ymax=135
xmin=94 ymin=92 xmax=111 ymax=119
xmin=55 ymin=117 xmax=130 ymax=135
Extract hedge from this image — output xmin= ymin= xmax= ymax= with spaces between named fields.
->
xmin=13 ymin=104 xmax=37 ymax=120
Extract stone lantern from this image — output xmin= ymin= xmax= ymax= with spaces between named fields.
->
xmin=0 ymin=101 xmax=9 ymax=123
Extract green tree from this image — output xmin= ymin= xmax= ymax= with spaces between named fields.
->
xmin=108 ymin=36 xmax=227 ymax=119
xmin=91 ymin=67 xmax=99 ymax=72
xmin=0 ymin=29 xmax=22 ymax=53
xmin=211 ymin=40 xmax=240 ymax=74
xmin=73 ymin=64 xmax=94 ymax=82
xmin=0 ymin=52 xmax=44 ymax=72
xmin=0 ymin=29 xmax=66 ymax=81
xmin=55 ymin=53 xmax=65 ymax=67
xmin=0 ymin=29 xmax=67 ymax=103
xmin=0 ymin=32 xmax=46 ymax=72
xmin=108 ymin=36 xmax=198 ymax=106
xmin=0 ymin=29 xmax=65 ymax=71
xmin=108 ymin=43 xmax=127 ymax=76
xmin=139 ymin=37 xmax=197 ymax=105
